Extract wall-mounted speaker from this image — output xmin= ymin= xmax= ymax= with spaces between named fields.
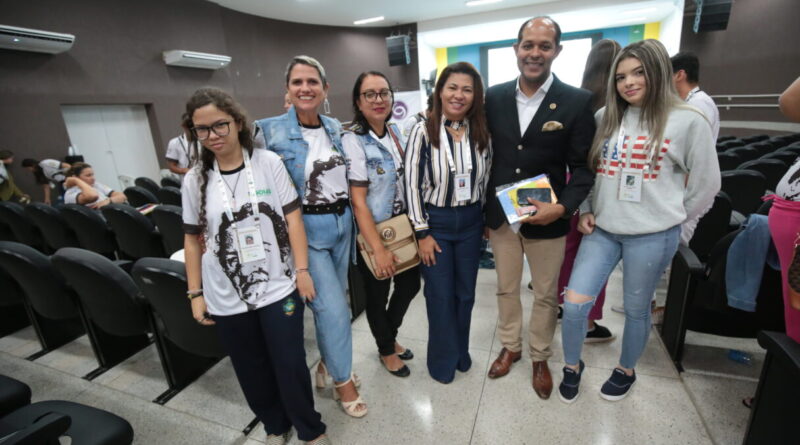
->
xmin=386 ymin=35 xmax=410 ymax=66
xmin=693 ymin=0 xmax=732 ymax=32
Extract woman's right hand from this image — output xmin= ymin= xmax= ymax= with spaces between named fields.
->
xmin=418 ymin=235 xmax=442 ymax=266
xmin=190 ymin=296 xmax=215 ymax=325
xmin=577 ymin=213 xmax=596 ymax=235
xmin=297 ymin=271 xmax=316 ymax=302
xmin=64 ymin=177 xmax=77 ymax=188
xmin=374 ymin=247 xmax=399 ymax=278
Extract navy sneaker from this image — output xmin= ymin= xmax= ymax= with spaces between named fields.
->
xmin=600 ymin=368 xmax=636 ymax=401
xmin=558 ymin=360 xmax=585 ymax=404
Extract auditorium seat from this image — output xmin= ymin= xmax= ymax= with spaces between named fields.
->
xmin=132 ymin=258 xmax=226 ymax=404
xmin=688 ymin=192 xmax=733 ymax=262
xmin=716 ymin=135 xmax=736 ymax=143
xmin=0 ymin=375 xmax=134 ymax=445
xmin=725 ymin=146 xmax=761 ymax=164
xmin=720 ymin=170 xmax=767 ymax=216
xmin=24 ymin=203 xmax=79 ymax=251
xmin=717 ymin=139 xmax=746 ymax=150
xmin=0 ymin=202 xmax=46 ymax=252
xmin=0 ymin=267 xmax=30 ymax=339
xmin=134 ymin=176 xmax=160 ymax=196
xmin=61 ymin=204 xmax=118 ymax=259
xmin=157 ymin=186 xmax=182 ymax=207
xmin=738 ymin=158 xmax=790 ymax=191
xmin=0 ymin=375 xmax=30 ymax=418
xmin=778 ymin=145 xmax=800 ymax=158
xmin=741 ymin=134 xmax=769 ymax=144
xmin=101 ymin=204 xmax=165 ymax=259
xmin=717 ymin=152 xmax=741 ymax=171
xmin=748 ymin=141 xmax=775 ymax=158
xmin=151 ymin=204 xmax=184 ymax=256
xmin=123 ymin=186 xmax=158 ymax=207
xmin=160 ymin=177 xmax=181 ymax=188
xmin=0 ymin=242 xmax=84 ymax=360
xmin=762 ymin=150 xmax=798 ymax=166
xmin=52 ymin=248 xmax=152 ymax=380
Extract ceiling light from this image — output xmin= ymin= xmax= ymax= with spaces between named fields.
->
xmin=353 ymin=16 xmax=384 ymax=25
xmin=623 ymin=7 xmax=657 ymax=15
xmin=466 ymin=0 xmax=502 ymax=6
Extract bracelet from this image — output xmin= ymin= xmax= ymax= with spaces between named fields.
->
xmin=295 ymin=268 xmax=309 ymax=274
xmin=187 ymin=289 xmax=203 ymax=300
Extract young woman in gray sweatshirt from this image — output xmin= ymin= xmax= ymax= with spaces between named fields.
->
xmin=557 ymin=39 xmax=720 ymax=404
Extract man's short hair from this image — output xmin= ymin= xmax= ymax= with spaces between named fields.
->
xmin=671 ymin=51 xmax=700 ymax=83
xmin=516 ymin=16 xmax=562 ymax=46
xmin=0 ymin=150 xmax=13 ymax=160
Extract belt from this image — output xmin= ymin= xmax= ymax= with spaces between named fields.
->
xmin=302 ymin=199 xmax=349 ymax=215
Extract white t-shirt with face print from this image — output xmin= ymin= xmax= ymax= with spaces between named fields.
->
xmin=300 ymin=125 xmax=349 ymax=205
xmin=182 ymin=149 xmax=301 ymax=316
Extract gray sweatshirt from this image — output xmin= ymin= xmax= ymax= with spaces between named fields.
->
xmin=580 ymin=106 xmax=720 ymax=235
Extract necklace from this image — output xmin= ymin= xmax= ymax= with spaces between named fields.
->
xmin=222 ymin=171 xmax=242 ymax=206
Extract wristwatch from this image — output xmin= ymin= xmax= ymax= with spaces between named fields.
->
xmin=415 ymin=229 xmax=431 ymax=239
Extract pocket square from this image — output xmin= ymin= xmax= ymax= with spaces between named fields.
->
xmin=542 ymin=121 xmax=564 ymax=132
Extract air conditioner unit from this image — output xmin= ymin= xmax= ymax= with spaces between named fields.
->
xmin=0 ymin=24 xmax=75 ymax=54
xmin=163 ymin=50 xmax=231 ymax=70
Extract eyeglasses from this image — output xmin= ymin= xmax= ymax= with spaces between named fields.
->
xmin=192 ymin=121 xmax=231 ymax=140
xmin=360 ymin=89 xmax=392 ymax=103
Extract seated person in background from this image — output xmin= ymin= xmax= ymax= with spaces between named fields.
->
xmin=63 ymin=162 xmax=126 ymax=208
xmin=0 ymin=150 xmax=31 ymax=203
xmin=21 ymin=158 xmax=71 ymax=205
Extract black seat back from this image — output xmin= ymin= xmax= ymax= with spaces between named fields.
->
xmin=151 ymin=205 xmax=184 ymax=256
xmin=726 ymin=146 xmax=761 ymax=164
xmin=762 ymin=151 xmax=798 ymax=166
xmin=24 ymin=203 xmax=79 ymax=251
xmin=750 ymin=141 xmax=774 ymax=157
xmin=717 ymin=152 xmax=741 ymax=171
xmin=720 ymin=170 xmax=767 ymax=215
xmin=160 ymin=177 xmax=181 ymax=188
xmin=778 ymin=145 xmax=800 ymax=158
xmin=157 ymin=187 xmax=182 ymax=207
xmin=100 ymin=204 xmax=164 ymax=259
xmin=60 ymin=204 xmax=117 ymax=258
xmin=134 ymin=177 xmax=160 ymax=196
xmin=718 ymin=139 xmax=746 ymax=150
xmin=0 ymin=241 xmax=79 ymax=320
xmin=689 ymin=192 xmax=733 ymax=261
xmin=0 ymin=202 xmax=45 ymax=251
xmin=52 ymin=248 xmax=148 ymax=337
xmin=742 ymin=134 xmax=769 ymax=144
xmin=123 ymin=186 xmax=158 ymax=207
xmin=738 ymin=159 xmax=790 ymax=191
xmin=132 ymin=258 xmax=225 ymax=358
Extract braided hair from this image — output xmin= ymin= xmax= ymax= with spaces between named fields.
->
xmin=181 ymin=87 xmax=253 ymax=244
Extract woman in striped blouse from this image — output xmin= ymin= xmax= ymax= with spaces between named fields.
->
xmin=404 ymin=62 xmax=492 ymax=383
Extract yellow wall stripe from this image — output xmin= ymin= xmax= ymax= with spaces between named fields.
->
xmin=644 ymin=22 xmax=661 ymax=40
xmin=435 ymin=48 xmax=448 ymax=78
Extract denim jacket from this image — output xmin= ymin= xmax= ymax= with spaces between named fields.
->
xmin=347 ymin=123 xmax=405 ymax=223
xmin=254 ymin=106 xmax=345 ymax=198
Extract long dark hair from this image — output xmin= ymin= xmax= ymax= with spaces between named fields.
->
xmin=425 ymin=62 xmax=489 ymax=153
xmin=581 ymin=39 xmax=621 ymax=113
xmin=346 ymin=71 xmax=394 ymax=135
xmin=22 ymin=158 xmax=48 ymax=184
xmin=181 ymin=87 xmax=253 ymax=239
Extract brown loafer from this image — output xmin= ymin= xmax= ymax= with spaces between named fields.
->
xmin=488 ymin=347 xmax=522 ymax=379
xmin=532 ymin=360 xmax=553 ymax=399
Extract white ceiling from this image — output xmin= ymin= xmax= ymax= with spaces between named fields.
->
xmin=210 ymin=0 xmax=599 ymax=27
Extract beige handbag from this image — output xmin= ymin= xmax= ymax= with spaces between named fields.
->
xmin=357 ymin=214 xmax=420 ymax=280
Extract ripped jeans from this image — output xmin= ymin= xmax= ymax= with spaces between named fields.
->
xmin=561 ymin=225 xmax=680 ymax=369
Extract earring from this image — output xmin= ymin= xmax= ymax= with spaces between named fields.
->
xmin=323 ymin=98 xmax=331 ymax=115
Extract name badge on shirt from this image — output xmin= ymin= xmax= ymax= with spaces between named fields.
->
xmin=454 ymin=173 xmax=472 ymax=201
xmin=618 ymin=168 xmax=643 ymax=202
xmin=236 ymin=226 xmax=267 ymax=263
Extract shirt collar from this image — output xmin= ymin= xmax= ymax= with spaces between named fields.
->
xmin=516 ymin=73 xmax=554 ymax=99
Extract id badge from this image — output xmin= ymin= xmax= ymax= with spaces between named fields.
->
xmin=236 ymin=226 xmax=267 ymax=263
xmin=618 ymin=168 xmax=643 ymax=202
xmin=454 ymin=173 xmax=472 ymax=201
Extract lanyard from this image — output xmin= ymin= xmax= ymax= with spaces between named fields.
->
xmin=617 ymin=111 xmax=657 ymax=170
xmin=439 ymin=118 xmax=472 ymax=174
xmin=685 ymin=86 xmax=700 ymax=103
xmin=213 ymin=149 xmax=260 ymax=228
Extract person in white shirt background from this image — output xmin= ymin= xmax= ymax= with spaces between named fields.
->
xmin=21 ymin=158 xmax=71 ymax=205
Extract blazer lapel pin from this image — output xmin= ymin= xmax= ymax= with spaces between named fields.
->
xmin=549 ymin=103 xmax=557 ymax=110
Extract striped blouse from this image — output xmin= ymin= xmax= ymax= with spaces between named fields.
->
xmin=404 ymin=119 xmax=492 ymax=231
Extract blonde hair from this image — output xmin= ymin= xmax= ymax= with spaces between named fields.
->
xmin=589 ymin=39 xmax=694 ymax=170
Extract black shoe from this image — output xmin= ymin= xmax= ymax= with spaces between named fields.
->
xmin=558 ymin=360 xmax=584 ymax=404
xmin=387 ymin=364 xmax=410 ymax=377
xmin=584 ymin=323 xmax=615 ymax=344
xmin=398 ymin=348 xmax=414 ymax=360
xmin=557 ymin=306 xmax=563 ymax=320
xmin=600 ymin=368 xmax=636 ymax=401
xmin=527 ymin=281 xmax=533 ymax=291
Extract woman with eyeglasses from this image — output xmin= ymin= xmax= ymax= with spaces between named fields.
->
xmin=181 ymin=87 xmax=329 ymax=445
xmin=342 ymin=71 xmax=420 ymax=377
xmin=254 ymin=55 xmax=366 ymax=418
xmin=404 ymin=62 xmax=492 ymax=383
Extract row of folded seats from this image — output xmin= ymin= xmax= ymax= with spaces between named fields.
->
xmin=658 ymin=133 xmax=800 ymax=372
xmin=0 ymin=242 xmax=226 ymax=410
xmin=128 ymin=176 xmax=182 ymax=207
xmin=0 ymin=201 xmax=184 ymax=260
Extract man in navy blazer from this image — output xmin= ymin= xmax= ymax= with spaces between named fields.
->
xmin=484 ymin=16 xmax=595 ymax=400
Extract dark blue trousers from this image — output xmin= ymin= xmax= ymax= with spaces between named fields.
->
xmin=421 ymin=204 xmax=483 ymax=383
xmin=213 ymin=291 xmax=325 ymax=441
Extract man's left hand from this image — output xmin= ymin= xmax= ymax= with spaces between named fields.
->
xmin=520 ymin=199 xmax=566 ymax=226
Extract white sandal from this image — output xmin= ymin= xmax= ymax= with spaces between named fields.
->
xmin=332 ymin=375 xmax=367 ymax=418
xmin=306 ymin=435 xmax=332 ymax=445
xmin=266 ymin=431 xmax=291 ymax=445
xmin=315 ymin=361 xmax=360 ymax=389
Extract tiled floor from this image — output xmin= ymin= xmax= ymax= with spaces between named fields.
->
xmin=0 ymin=265 xmax=760 ymax=444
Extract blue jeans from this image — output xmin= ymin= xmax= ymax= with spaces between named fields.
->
xmin=421 ymin=204 xmax=482 ymax=383
xmin=562 ymin=225 xmax=680 ymax=369
xmin=303 ymin=207 xmax=353 ymax=383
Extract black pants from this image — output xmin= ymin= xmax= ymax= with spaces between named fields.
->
xmin=212 ymin=291 xmax=325 ymax=441
xmin=357 ymin=254 xmax=421 ymax=356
